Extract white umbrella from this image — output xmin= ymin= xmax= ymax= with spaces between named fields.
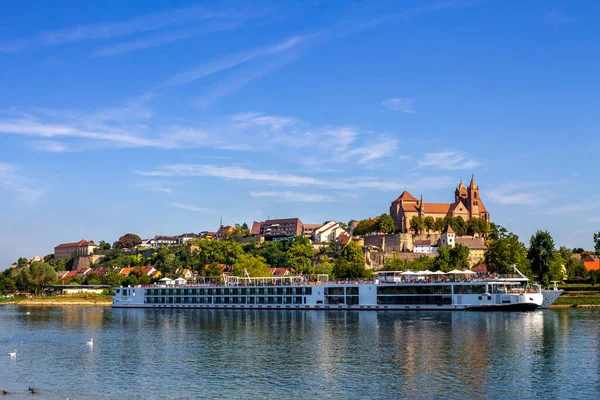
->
xmin=462 ymin=269 xmax=476 ymax=275
xmin=432 ymin=271 xmax=446 ymax=275
xmin=447 ymin=269 xmax=464 ymax=274
xmin=417 ymin=270 xmax=433 ymax=275
xmin=401 ymin=270 xmax=416 ymax=275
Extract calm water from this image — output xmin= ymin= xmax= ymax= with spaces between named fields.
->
xmin=0 ymin=306 xmax=599 ymax=399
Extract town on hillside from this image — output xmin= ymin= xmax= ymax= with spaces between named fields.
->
xmin=2 ymin=177 xmax=600 ymax=296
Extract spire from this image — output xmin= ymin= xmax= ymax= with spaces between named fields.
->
xmin=220 ymin=214 xmax=223 ymax=228
xmin=469 ymin=174 xmax=477 ymax=189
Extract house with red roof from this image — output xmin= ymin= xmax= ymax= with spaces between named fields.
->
xmin=583 ymin=255 xmax=600 ymax=271
xmin=54 ymin=239 xmax=97 ymax=260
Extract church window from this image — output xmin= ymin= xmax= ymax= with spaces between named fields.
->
xmin=474 ymin=192 xmax=478 ymax=198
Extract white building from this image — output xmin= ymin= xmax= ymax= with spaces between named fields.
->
xmin=312 ymin=221 xmax=348 ymax=243
xmin=143 ymin=235 xmax=179 ymax=248
xmin=413 ymin=240 xmax=438 ymax=254
xmin=440 ymin=225 xmax=456 ymax=248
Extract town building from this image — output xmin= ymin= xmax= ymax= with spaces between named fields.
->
xmin=303 ymin=224 xmax=323 ymax=239
xmin=390 ymin=176 xmax=490 ymax=233
xmin=456 ymin=237 xmax=486 ymax=265
xmin=214 ymin=225 xmax=235 ymax=240
xmin=413 ymin=240 xmax=438 ymax=254
xmin=54 ymin=239 xmax=98 ymax=260
xmin=251 ymin=218 xmax=304 ymax=239
xmin=178 ymin=233 xmax=198 ymax=244
xmin=583 ymin=255 xmax=600 ymax=271
xmin=312 ymin=221 xmax=348 ymax=243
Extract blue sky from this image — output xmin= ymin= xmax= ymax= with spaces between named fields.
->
xmin=1 ymin=0 xmax=598 ymax=267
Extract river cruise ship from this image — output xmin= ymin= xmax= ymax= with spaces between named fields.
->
xmin=112 ymin=270 xmax=547 ymax=311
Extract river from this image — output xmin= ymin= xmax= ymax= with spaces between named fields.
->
xmin=0 ymin=306 xmax=599 ymax=399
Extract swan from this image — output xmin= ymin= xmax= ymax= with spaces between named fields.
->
xmin=8 ymin=349 xmax=16 ymax=358
xmin=87 ymin=338 xmax=93 ymax=346
xmin=25 ymin=311 xmax=30 ymax=315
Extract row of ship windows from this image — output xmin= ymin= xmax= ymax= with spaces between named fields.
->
xmin=377 ymin=296 xmax=453 ymax=305
xmin=144 ymin=287 xmax=313 ymax=296
xmin=145 ymin=296 xmax=306 ymax=305
xmin=377 ymin=285 xmax=485 ymax=295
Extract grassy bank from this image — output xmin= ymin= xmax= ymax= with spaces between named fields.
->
xmin=550 ymin=294 xmax=600 ymax=307
xmin=0 ymin=294 xmax=113 ymax=306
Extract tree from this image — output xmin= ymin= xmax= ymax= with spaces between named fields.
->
xmin=98 ymin=240 xmax=111 ymax=251
xmin=333 ymin=242 xmax=369 ymax=279
xmin=28 ymin=261 xmax=57 ymax=295
xmin=594 ymin=232 xmax=600 ymax=256
xmin=314 ymin=256 xmax=334 ymax=276
xmin=409 ymin=216 xmax=424 ymax=235
xmin=377 ymin=214 xmax=396 ymax=234
xmin=449 ymin=244 xmax=470 ymax=270
xmin=484 ymin=225 xmax=530 ymax=275
xmin=231 ymin=223 xmax=251 ymax=239
xmin=433 ymin=246 xmax=452 ymax=272
xmin=383 ymin=258 xmax=406 ymax=271
xmin=114 ymin=233 xmax=142 ymax=249
xmin=232 ymin=254 xmax=271 ymax=277
xmin=204 ymin=262 xmax=224 ymax=277
xmin=17 ymin=257 xmax=28 ymax=268
xmin=434 ymin=218 xmax=445 ymax=233
xmin=0 ymin=276 xmax=17 ymax=295
xmin=353 ymin=219 xmax=378 ymax=236
xmin=286 ymin=242 xmax=315 ymax=274
xmin=423 ymin=216 xmax=435 ymax=234
xmin=528 ymin=231 xmax=555 ymax=286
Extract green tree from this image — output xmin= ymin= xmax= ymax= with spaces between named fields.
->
xmin=114 ymin=233 xmax=142 ymax=249
xmin=354 ymin=219 xmax=378 ymax=236
xmin=434 ymin=218 xmax=445 ymax=233
xmin=98 ymin=240 xmax=111 ymax=251
xmin=409 ymin=216 xmax=424 ymax=235
xmin=28 ymin=261 xmax=57 ymax=295
xmin=204 ymin=262 xmax=224 ymax=277
xmin=528 ymin=231 xmax=555 ymax=286
xmin=231 ymin=223 xmax=251 ymax=238
xmin=423 ymin=216 xmax=435 ymax=234
xmin=314 ymin=256 xmax=334 ymax=276
xmin=383 ymin=257 xmax=406 ymax=271
xmin=17 ymin=257 xmax=28 ymax=267
xmin=286 ymin=242 xmax=315 ymax=274
xmin=449 ymin=244 xmax=470 ymax=270
xmin=232 ymin=254 xmax=271 ymax=277
xmin=0 ymin=276 xmax=17 ymax=295
xmin=333 ymin=242 xmax=368 ymax=279
xmin=433 ymin=246 xmax=452 ymax=272
xmin=377 ymin=214 xmax=396 ymax=234
xmin=594 ymin=232 xmax=600 ymax=256
xmin=484 ymin=225 xmax=530 ymax=275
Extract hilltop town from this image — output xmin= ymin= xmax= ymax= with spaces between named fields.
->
xmin=2 ymin=177 xmax=600 ymax=297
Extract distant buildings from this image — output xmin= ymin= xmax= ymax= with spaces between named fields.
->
xmin=583 ymin=255 xmax=600 ymax=271
xmin=54 ymin=239 xmax=97 ymax=260
xmin=214 ymin=225 xmax=235 ymax=240
xmin=312 ymin=221 xmax=348 ymax=243
xmin=251 ymin=218 xmax=304 ymax=239
xmin=390 ymin=176 xmax=490 ymax=233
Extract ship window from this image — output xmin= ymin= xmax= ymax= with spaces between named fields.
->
xmin=346 ymin=287 xmax=359 ymax=295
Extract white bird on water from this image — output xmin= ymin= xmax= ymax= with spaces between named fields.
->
xmin=8 ymin=349 xmax=17 ymax=358
xmin=25 ymin=311 xmax=30 ymax=315
xmin=87 ymin=338 xmax=93 ymax=346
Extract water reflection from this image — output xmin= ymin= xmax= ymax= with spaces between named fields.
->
xmin=0 ymin=307 xmax=599 ymax=399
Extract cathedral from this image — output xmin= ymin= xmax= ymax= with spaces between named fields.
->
xmin=390 ymin=176 xmax=490 ymax=233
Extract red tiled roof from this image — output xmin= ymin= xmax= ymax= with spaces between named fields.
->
xmin=456 ymin=237 xmax=486 ymax=250
xmin=424 ymin=203 xmax=452 ymax=214
xmin=442 ymin=225 xmax=455 ymax=234
xmin=263 ymin=218 xmax=302 ymax=224
xmin=394 ymin=190 xmax=418 ymax=202
xmin=55 ymin=239 xmax=97 ymax=249
xmin=472 ymin=263 xmax=487 ymax=273
xmin=413 ymin=240 xmax=432 ymax=245
xmin=251 ymin=221 xmax=261 ymax=235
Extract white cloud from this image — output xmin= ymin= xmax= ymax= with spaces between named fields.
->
xmin=136 ymin=181 xmax=173 ymax=195
xmin=0 ymin=163 xmax=45 ymax=205
xmin=548 ymin=202 xmax=600 ymax=214
xmin=418 ymin=151 xmax=479 ymax=170
xmin=250 ymin=191 xmax=336 ymax=203
xmin=382 ymin=98 xmax=416 ymax=114
xmin=544 ymin=11 xmax=573 ymax=25
xmin=487 ymin=182 xmax=564 ymax=206
xmin=164 ymin=35 xmax=308 ymax=87
xmin=91 ymin=23 xmax=239 ymax=57
xmin=170 ymin=202 xmax=207 ymax=212
xmin=137 ymin=164 xmax=325 ymax=186
xmin=232 ymin=112 xmax=298 ymax=131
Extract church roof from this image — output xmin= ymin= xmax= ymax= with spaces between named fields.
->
xmin=423 ymin=203 xmax=452 ymax=214
xmin=469 ymin=175 xmax=478 ymax=189
xmin=442 ymin=225 xmax=455 ymax=234
xmin=395 ymin=190 xmax=418 ymax=202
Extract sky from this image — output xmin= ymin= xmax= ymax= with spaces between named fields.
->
xmin=0 ymin=0 xmax=599 ymax=268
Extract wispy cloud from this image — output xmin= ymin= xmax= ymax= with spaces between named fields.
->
xmin=136 ymin=163 xmax=455 ymax=192
xmin=1 ymin=5 xmax=217 ymax=52
xmin=250 ymin=191 xmax=336 ymax=203
xmin=0 ymin=163 xmax=45 ymax=205
xmin=544 ymin=11 xmax=574 ymax=25
xmin=418 ymin=151 xmax=479 ymax=170
xmin=382 ymin=98 xmax=416 ymax=114
xmin=164 ymin=35 xmax=310 ymax=87
xmin=548 ymin=202 xmax=600 ymax=214
xmin=170 ymin=202 xmax=208 ymax=212
xmin=91 ymin=23 xmax=239 ymax=57
xmin=137 ymin=164 xmax=325 ymax=186
xmin=487 ymin=182 xmax=562 ymax=206
xmin=136 ymin=181 xmax=173 ymax=195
